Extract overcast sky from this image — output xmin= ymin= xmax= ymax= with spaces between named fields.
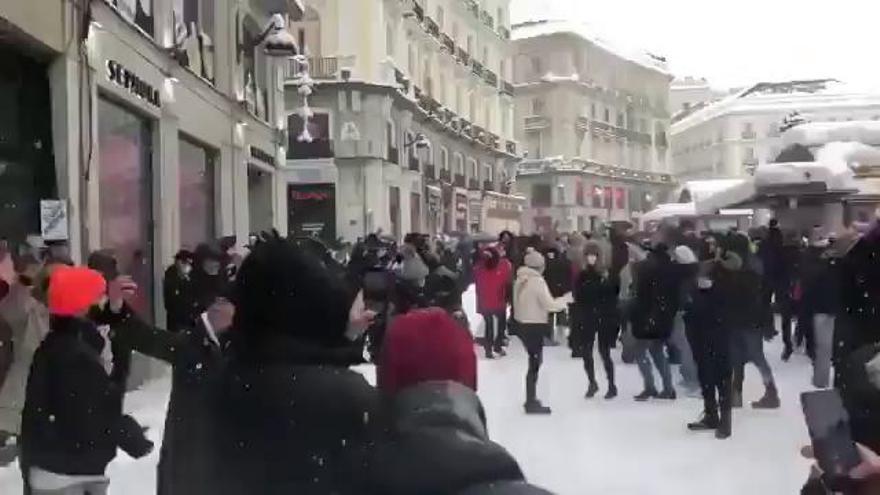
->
xmin=511 ymin=0 xmax=880 ymax=91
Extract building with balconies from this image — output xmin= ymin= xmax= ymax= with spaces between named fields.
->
xmin=511 ymin=19 xmax=674 ymax=232
xmin=285 ymin=0 xmax=522 ymax=241
xmin=671 ymin=79 xmax=880 ymax=181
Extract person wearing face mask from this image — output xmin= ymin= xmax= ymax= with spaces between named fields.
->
xmin=574 ymin=241 xmax=619 ymax=399
xmin=684 ymin=262 xmax=733 ymax=439
xmin=163 ymin=250 xmax=198 ymax=333
xmin=192 ymin=244 xmax=230 ymax=317
xmin=513 ymin=248 xmax=573 ymax=414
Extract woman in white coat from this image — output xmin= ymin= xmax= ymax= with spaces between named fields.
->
xmin=513 ymin=248 xmax=572 ymax=414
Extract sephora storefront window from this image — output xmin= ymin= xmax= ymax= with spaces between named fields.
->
xmin=97 ymin=97 xmax=155 ymax=319
xmin=179 ymin=136 xmax=216 ymax=250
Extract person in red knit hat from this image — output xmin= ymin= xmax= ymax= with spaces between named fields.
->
xmin=370 ymin=309 xmax=553 ymax=494
xmin=20 ymin=266 xmax=152 ymax=495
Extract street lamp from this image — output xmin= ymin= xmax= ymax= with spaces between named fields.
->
xmin=290 ymin=55 xmax=315 ymax=143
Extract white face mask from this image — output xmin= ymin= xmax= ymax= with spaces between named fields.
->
xmin=586 ymin=254 xmax=598 ymax=266
xmin=697 ymin=277 xmax=713 ymax=289
xmin=179 ymin=263 xmax=192 ymax=276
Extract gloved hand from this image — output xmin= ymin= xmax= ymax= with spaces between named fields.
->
xmin=117 ymin=414 xmax=154 ymax=459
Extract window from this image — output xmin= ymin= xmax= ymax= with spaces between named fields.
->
xmin=615 ymin=188 xmax=625 ymax=209
xmin=592 ymin=185 xmax=603 ymax=208
xmin=531 ymin=56 xmax=542 ymax=76
xmin=440 ymin=147 xmax=449 ymax=170
xmin=287 ymin=113 xmax=332 ymax=159
xmin=497 ymin=7 xmax=505 ymax=27
xmin=483 ymin=163 xmax=493 ymax=182
xmin=526 ymin=130 xmax=542 ymax=159
xmin=604 ymin=107 xmax=611 ymax=122
xmin=241 ymin=17 xmax=268 ymax=119
xmin=171 ymin=0 xmax=215 ymax=81
xmin=576 ymin=180 xmax=585 ymax=206
xmin=455 ymin=153 xmax=465 ymax=175
xmin=500 ymin=59 xmax=507 ymax=79
xmin=386 ymin=24 xmax=395 ymax=57
xmin=468 ymin=159 xmax=478 ymax=178
xmin=745 ymin=147 xmax=756 ymax=160
xmin=532 ymin=184 xmax=552 ymax=207
xmin=742 ymin=122 xmax=755 ymax=138
xmin=179 ymin=136 xmax=216 ymax=250
xmin=557 ymin=184 xmax=566 ymax=204
xmin=590 ymin=103 xmax=597 ymax=119
xmin=112 ymin=0 xmax=154 ymax=36
xmin=386 ymin=120 xmax=398 ymax=163
xmin=617 ymin=112 xmax=625 ymax=128
xmin=532 ymin=98 xmax=545 ymax=115
xmin=483 ymin=46 xmax=489 ymax=65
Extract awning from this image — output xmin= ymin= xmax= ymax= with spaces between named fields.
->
xmin=640 ymin=202 xmax=697 ymax=223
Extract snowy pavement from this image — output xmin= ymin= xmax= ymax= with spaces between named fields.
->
xmin=0 ymin=287 xmax=816 ymax=494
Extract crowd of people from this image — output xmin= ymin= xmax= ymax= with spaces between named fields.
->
xmin=0 ymin=211 xmax=878 ymax=494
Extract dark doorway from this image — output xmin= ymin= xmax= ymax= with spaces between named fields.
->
xmin=288 ymin=183 xmax=336 ymax=243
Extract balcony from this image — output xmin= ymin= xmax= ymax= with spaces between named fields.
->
xmin=459 ymin=118 xmax=473 ymax=138
xmin=472 ymin=125 xmax=487 ymax=143
xmin=741 ymin=130 xmax=757 ymax=140
xmin=498 ymin=26 xmax=511 ymax=40
xmin=388 ymin=146 xmax=399 ymax=164
xmin=456 ymin=47 xmax=470 ymax=66
xmin=524 ymin=116 xmax=550 ymax=130
xmin=471 ymin=59 xmax=484 ymax=78
xmin=505 ymin=140 xmax=517 ymax=155
xmin=483 ymin=180 xmax=495 ymax=192
xmin=500 ymin=80 xmax=514 ymax=96
xmin=439 ymin=168 xmax=451 ymax=183
xmin=487 ymin=132 xmax=500 ymax=150
xmin=440 ymin=33 xmax=455 ymax=53
xmin=288 ymin=139 xmax=334 ymax=159
xmin=394 ymin=68 xmax=410 ymax=94
xmin=454 ymin=174 xmax=466 ymax=188
xmin=409 ymin=155 xmax=420 ymax=172
xmin=424 ymin=16 xmax=440 ymax=38
xmin=479 ymin=10 xmax=494 ymax=29
xmin=483 ymin=69 xmax=498 ymax=88
xmin=468 ymin=178 xmax=481 ymax=190
xmin=287 ymin=55 xmax=355 ymax=80
xmin=425 ymin=164 xmax=436 ymax=179
xmin=500 ymin=182 xmax=511 ymax=195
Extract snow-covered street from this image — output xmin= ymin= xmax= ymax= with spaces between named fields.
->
xmin=0 ymin=288 xmax=816 ymax=494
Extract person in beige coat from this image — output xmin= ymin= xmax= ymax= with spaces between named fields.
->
xmin=513 ymin=248 xmax=572 ymax=414
xmin=0 ymin=252 xmax=50 ymax=448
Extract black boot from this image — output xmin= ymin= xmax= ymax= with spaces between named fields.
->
xmin=781 ymin=346 xmax=793 ymax=362
xmin=524 ymin=400 xmax=552 ymax=414
xmin=485 ymin=349 xmax=495 ymax=359
xmin=494 ymin=346 xmax=507 ymax=357
xmin=716 ymin=409 xmax=732 ymax=439
xmin=605 ymin=384 xmax=618 ymax=400
xmin=688 ymin=413 xmax=720 ymax=431
xmin=634 ymin=388 xmax=658 ymax=401
xmin=658 ymin=388 xmax=677 ymax=400
xmin=525 ymin=375 xmax=550 ymax=414
xmin=752 ymin=383 xmax=780 ymax=409
xmin=585 ymin=382 xmax=599 ymax=399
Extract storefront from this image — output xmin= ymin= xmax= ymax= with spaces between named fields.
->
xmin=288 ymin=183 xmax=336 ymax=242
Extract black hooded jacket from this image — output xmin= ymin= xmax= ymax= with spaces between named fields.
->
xmin=367 ymin=381 xmax=553 ymax=495
xmin=631 ymin=248 xmax=680 ymax=340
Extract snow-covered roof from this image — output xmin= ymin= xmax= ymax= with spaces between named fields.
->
xmin=512 ymin=20 xmax=670 ymax=76
xmin=675 ymin=179 xmax=747 ymax=203
xmin=782 ymin=121 xmax=880 ymax=147
xmin=672 ymin=80 xmax=880 ymax=134
xmin=640 ymin=203 xmax=696 ymax=223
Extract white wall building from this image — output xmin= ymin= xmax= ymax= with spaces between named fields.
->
xmin=283 ymin=0 xmax=523 ymax=242
xmin=669 ymin=76 xmax=726 ymax=117
xmin=671 ymin=79 xmax=880 ymax=180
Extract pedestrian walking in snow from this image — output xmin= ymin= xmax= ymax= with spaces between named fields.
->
xmin=799 ymin=236 xmax=841 ymax=389
xmin=203 ymin=234 xmax=379 ymax=494
xmin=631 ymin=242 xmax=680 ymax=401
xmin=513 ymin=248 xmax=572 ymax=415
xmin=671 ymin=245 xmax=700 ymax=396
xmin=20 ymin=266 xmax=153 ymax=495
xmin=191 ymin=243 xmax=229 ymax=317
xmin=716 ymin=248 xmax=780 ymax=410
xmin=162 ymin=249 xmax=198 ymax=333
xmin=573 ymin=241 xmax=618 ymax=399
xmin=474 ymin=246 xmax=512 ymax=358
xmin=684 ymin=261 xmax=734 ymax=439
xmin=371 ymin=308 xmax=553 ymax=494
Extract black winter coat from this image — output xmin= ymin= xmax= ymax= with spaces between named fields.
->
xmin=573 ymin=267 xmax=618 ymax=338
xmin=838 ymin=229 xmax=880 ymax=350
xmin=20 ymin=316 xmax=151 ymax=476
xmin=542 ymin=250 xmax=571 ymax=298
xmin=204 ymin=333 xmax=380 ymax=495
xmin=715 ymin=263 xmax=764 ymax=332
xmin=799 ymin=247 xmax=840 ymax=317
xmin=631 ymin=250 xmax=680 ymax=340
xmin=367 ymin=381 xmax=553 ymax=495
xmin=109 ymin=309 xmax=226 ymax=495
xmin=162 ymin=266 xmax=199 ymax=332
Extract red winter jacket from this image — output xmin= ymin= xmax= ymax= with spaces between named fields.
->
xmin=474 ymin=258 xmax=512 ymax=313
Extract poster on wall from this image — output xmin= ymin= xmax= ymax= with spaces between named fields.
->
xmin=40 ymin=199 xmax=69 ymax=241
xmin=288 ymin=184 xmax=336 ymax=243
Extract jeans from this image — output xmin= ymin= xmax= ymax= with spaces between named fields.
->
xmin=634 ymin=339 xmax=673 ymax=392
xmin=731 ymin=330 xmax=776 ymax=392
xmin=812 ymin=314 xmax=836 ymax=388
xmin=517 ymin=323 xmax=549 ymax=403
xmin=481 ymin=312 xmax=507 ymax=353
xmin=669 ymin=312 xmax=698 ymax=390
xmin=581 ymin=318 xmax=615 ymax=387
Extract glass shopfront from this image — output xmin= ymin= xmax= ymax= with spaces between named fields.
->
xmin=179 ymin=136 xmax=216 ymax=250
xmin=98 ymin=97 xmax=155 ymax=319
xmin=288 ymin=183 xmax=336 ymax=242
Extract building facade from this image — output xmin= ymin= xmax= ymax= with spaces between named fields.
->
xmin=671 ymin=79 xmax=880 ymax=181
xmin=0 ymin=0 xmax=303 ymax=323
xmin=669 ymin=76 xmax=726 ymax=117
xmin=284 ymin=0 xmax=523 ymax=242
xmin=510 ymin=20 xmax=674 ymax=233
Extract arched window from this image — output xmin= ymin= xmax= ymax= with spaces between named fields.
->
xmin=440 ymin=147 xmax=449 ymax=171
xmin=386 ymin=120 xmax=398 ymax=163
xmin=454 ymin=153 xmax=464 ymax=175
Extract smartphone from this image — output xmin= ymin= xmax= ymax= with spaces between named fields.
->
xmin=801 ymin=390 xmax=862 ymax=491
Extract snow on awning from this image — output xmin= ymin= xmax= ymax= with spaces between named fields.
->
xmin=675 ymin=179 xmax=747 ymax=203
xmin=640 ymin=202 xmax=697 ymax=223
xmin=695 ymin=179 xmax=757 ymax=215
xmin=783 ymin=121 xmax=880 ymax=148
